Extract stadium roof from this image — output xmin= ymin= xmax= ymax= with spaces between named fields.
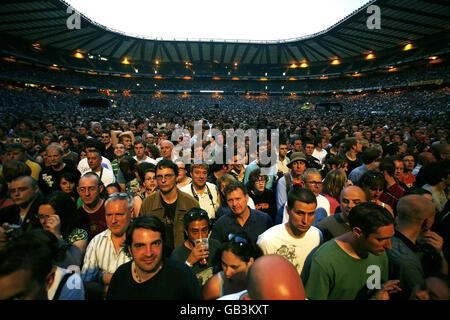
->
xmin=0 ymin=0 xmax=449 ymax=74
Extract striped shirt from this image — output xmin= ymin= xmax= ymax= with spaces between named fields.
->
xmin=81 ymin=229 xmax=131 ymax=283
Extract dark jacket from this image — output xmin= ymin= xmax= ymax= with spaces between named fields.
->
xmin=139 ymin=189 xmax=199 ymax=248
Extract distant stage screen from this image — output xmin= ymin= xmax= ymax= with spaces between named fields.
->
xmin=79 ymin=98 xmax=111 ymax=108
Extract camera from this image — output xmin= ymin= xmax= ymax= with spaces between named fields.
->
xmin=4 ymin=224 xmax=23 ymax=239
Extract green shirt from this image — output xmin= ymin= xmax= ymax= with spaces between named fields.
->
xmin=305 ymin=239 xmax=389 ymax=300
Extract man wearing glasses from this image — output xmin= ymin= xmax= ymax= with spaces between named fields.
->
xmin=81 ymin=192 xmax=133 ymax=299
xmin=77 ymin=173 xmax=107 ymax=240
xmin=303 ymin=168 xmax=330 ymax=226
xmin=139 ymin=159 xmax=199 ymax=254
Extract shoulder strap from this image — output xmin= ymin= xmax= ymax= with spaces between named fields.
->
xmin=53 ymin=271 xmax=74 ymax=300
xmin=284 ymin=173 xmax=291 ymax=195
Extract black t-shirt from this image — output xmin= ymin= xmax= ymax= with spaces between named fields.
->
xmin=38 ymin=163 xmax=81 ymax=196
xmin=161 ymin=199 xmax=177 ymax=253
xmin=106 ymin=259 xmax=202 ymax=300
xmin=346 ymin=156 xmax=363 ymax=174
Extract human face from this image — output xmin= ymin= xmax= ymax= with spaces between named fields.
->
xmin=37 ymin=204 xmax=56 ymax=230
xmin=191 ymin=167 xmax=208 ymax=189
xmin=160 ymin=142 xmax=173 ymax=158
xmin=143 ymin=171 xmax=157 ymax=193
xmin=364 ymin=183 xmax=383 ymax=201
xmin=0 ymin=269 xmax=50 ymax=300
xmin=394 ymin=160 xmax=404 ymax=179
xmin=145 ymin=135 xmax=155 ymax=144
xmin=340 ymin=187 xmax=366 ymax=220
xmin=130 ymin=228 xmax=163 ymax=274
xmin=77 ymin=176 xmax=101 ymax=206
xmin=176 ymin=162 xmax=187 ymax=182
xmin=59 ymin=177 xmax=75 ymax=195
xmin=355 ymin=140 xmax=363 ymax=153
xmin=79 ymin=150 xmax=87 ymax=161
xmin=305 ymin=144 xmax=314 ymax=156
xmin=10 ymin=178 xmax=38 ymax=207
xmin=20 ymin=138 xmax=33 ymax=151
xmin=287 ymin=200 xmax=316 ymax=236
xmin=6 ymin=149 xmax=26 ymax=162
xmin=122 ymin=137 xmax=132 ymax=150
xmin=101 ymin=134 xmax=110 ymax=145
xmin=279 ymin=145 xmax=288 ymax=157
xmin=46 ymin=148 xmax=62 ymax=167
xmin=226 ymin=188 xmax=249 ymax=217
xmin=78 ymin=127 xmax=87 ymax=136
xmin=254 ymin=175 xmax=267 ymax=192
xmin=403 ymin=155 xmax=415 ymax=171
xmin=221 ymin=250 xmax=253 ymax=281
xmin=59 ymin=140 xmax=70 ymax=152
xmin=305 ymin=173 xmax=322 ymax=197
xmin=134 ymin=143 xmax=146 ymax=159
xmin=293 ymin=140 xmax=303 ymax=152
xmin=114 ymin=144 xmax=125 ymax=157
xmin=105 ymin=199 xmax=131 ymax=237
xmin=42 ymin=135 xmax=51 ymax=146
xmin=155 ymin=167 xmax=176 ymax=194
xmin=186 ymin=219 xmax=209 ymax=243
xmin=87 ymin=153 xmax=102 ymax=171
xmin=291 ymin=160 xmax=306 ymax=177
xmin=360 ymin=225 xmax=394 ymax=256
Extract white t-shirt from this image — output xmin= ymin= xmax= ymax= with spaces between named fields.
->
xmin=312 ymin=148 xmax=328 ymax=165
xmin=257 ymin=223 xmax=322 ymax=275
xmin=133 ymin=155 xmax=158 ymax=165
xmin=77 ymin=156 xmax=113 ymax=175
xmin=84 ymin=167 xmax=116 ymax=187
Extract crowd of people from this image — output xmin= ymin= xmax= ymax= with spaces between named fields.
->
xmin=0 ymin=71 xmax=449 ymax=301
xmin=1 ymin=60 xmax=448 ymax=92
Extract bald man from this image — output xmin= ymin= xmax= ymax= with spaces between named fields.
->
xmin=387 ymin=195 xmax=448 ymax=300
xmin=218 ymin=255 xmax=306 ymax=300
xmin=316 ymin=186 xmax=367 ymax=242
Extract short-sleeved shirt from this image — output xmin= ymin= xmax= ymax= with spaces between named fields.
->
xmin=305 ymin=239 xmax=389 ymax=300
xmin=210 ymin=208 xmax=273 ymax=244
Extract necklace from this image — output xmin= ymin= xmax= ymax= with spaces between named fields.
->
xmin=132 ymin=261 xmax=162 ymax=283
xmin=132 ymin=261 xmax=145 ymax=283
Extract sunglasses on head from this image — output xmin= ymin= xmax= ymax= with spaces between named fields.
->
xmin=228 ymin=233 xmax=248 ymax=246
xmin=187 ymin=208 xmax=208 ymax=218
xmin=108 ymin=192 xmax=129 ymax=199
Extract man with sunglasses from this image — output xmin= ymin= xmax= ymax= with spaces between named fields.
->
xmin=81 ymin=192 xmax=133 ymax=299
xmin=170 ymin=208 xmax=221 ymax=286
xmin=140 ymin=159 xmax=199 ymax=254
